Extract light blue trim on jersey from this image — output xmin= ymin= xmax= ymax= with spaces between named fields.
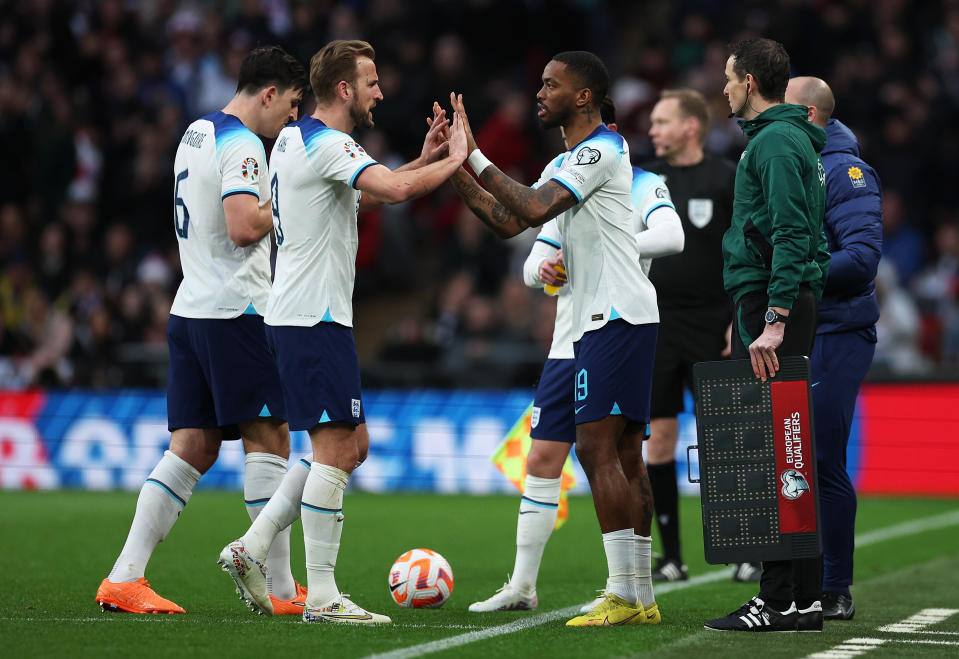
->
xmin=222 ymin=189 xmax=260 ymax=200
xmin=551 ymin=154 xmax=565 ymax=168
xmin=318 ymin=410 xmax=331 ymax=423
xmin=321 ymin=308 xmax=334 ymax=322
xmin=350 ymin=161 xmax=378 ymax=189
xmin=643 ymin=201 xmax=675 ymax=221
xmin=550 ymin=177 xmax=582 ymax=202
xmin=609 ymin=306 xmax=622 ymax=321
xmin=258 ymin=403 xmax=271 ymax=417
xmin=243 ymin=302 xmax=258 ymax=315
xmin=536 ymin=236 xmax=561 ymax=249
xmin=299 ymin=458 xmax=311 ymax=468
xmin=206 ymin=111 xmax=261 ymax=158
xmin=610 ymin=402 xmax=622 ymax=415
xmin=570 ymin=123 xmax=627 ymax=159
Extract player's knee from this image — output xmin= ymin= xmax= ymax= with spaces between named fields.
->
xmin=355 ymin=427 xmax=370 ymax=467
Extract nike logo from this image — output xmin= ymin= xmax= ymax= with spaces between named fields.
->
xmin=519 ymin=510 xmax=539 ymax=515
xmin=575 ymin=405 xmax=587 ymax=414
xmin=811 ymin=381 xmax=821 ymax=387
xmin=389 ymin=580 xmax=408 ymax=592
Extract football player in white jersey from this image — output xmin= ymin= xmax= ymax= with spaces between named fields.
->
xmin=217 ymin=40 xmax=467 ymax=625
xmin=448 ymin=51 xmax=664 ymax=626
xmin=466 ymin=101 xmax=685 ymax=615
xmin=96 ymin=46 xmax=309 ymax=616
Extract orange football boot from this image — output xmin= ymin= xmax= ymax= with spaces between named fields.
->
xmin=96 ymin=577 xmax=186 ymax=614
xmin=270 ymin=582 xmax=307 ymax=615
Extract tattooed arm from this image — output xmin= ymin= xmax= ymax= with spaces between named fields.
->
xmin=447 ymin=92 xmax=577 ymax=238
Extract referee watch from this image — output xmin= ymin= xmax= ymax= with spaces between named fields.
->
xmin=764 ymin=309 xmax=789 ymax=325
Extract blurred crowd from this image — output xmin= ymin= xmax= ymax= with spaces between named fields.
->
xmin=1 ymin=0 xmax=958 ymax=389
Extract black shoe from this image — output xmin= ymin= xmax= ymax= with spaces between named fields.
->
xmin=731 ymin=562 xmax=762 ymax=583
xmin=651 ymin=558 xmax=688 ymax=582
xmin=704 ymin=597 xmax=797 ymax=632
xmin=822 ymin=592 xmax=856 ymax=620
xmin=797 ymin=601 xmax=823 ymax=631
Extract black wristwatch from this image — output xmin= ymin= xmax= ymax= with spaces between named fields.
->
xmin=764 ymin=309 xmax=789 ymax=325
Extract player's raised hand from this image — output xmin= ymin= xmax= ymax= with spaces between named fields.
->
xmin=449 ymin=92 xmax=477 ymax=154
xmin=421 ymin=103 xmax=450 ymax=164
xmin=447 ymin=111 xmax=468 ymax=163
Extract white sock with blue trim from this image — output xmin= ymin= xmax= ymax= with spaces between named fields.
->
xmin=241 ymin=457 xmax=309 ymax=557
xmin=244 ymin=452 xmax=296 ymax=600
xmin=634 ymin=533 xmax=655 ymax=607
xmin=510 ymin=475 xmax=561 ymax=594
xmin=302 ymin=462 xmax=349 ymax=608
xmin=602 ymin=528 xmax=638 ymax=604
xmin=108 ymin=450 xmax=201 ymax=583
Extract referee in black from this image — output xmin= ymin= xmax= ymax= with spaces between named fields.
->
xmin=641 ymin=89 xmax=737 ymax=582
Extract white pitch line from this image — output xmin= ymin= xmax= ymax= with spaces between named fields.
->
xmin=366 ymin=507 xmax=959 ymax=659
xmin=878 ymin=608 xmax=959 ymax=633
xmin=855 ymin=509 xmax=959 ymax=547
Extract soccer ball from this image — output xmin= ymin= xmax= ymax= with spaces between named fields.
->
xmin=387 ymin=548 xmax=454 ymax=608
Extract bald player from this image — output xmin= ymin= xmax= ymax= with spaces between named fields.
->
xmin=785 ymin=76 xmax=882 ymax=622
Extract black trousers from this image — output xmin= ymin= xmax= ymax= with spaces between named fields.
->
xmin=732 ymin=285 xmax=822 ymax=608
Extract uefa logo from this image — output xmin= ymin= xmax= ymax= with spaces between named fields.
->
xmin=780 ymin=469 xmax=810 ymax=500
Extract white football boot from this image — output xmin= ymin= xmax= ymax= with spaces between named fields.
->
xmin=302 ymin=593 xmax=392 ymax=625
xmin=468 ymin=581 xmax=537 ymax=612
xmin=217 ymin=539 xmax=273 ymax=616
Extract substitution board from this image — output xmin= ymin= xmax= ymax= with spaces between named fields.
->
xmin=690 ymin=357 xmax=820 ymax=564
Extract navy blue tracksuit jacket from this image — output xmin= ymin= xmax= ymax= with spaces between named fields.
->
xmin=810 ymin=118 xmax=883 ymax=593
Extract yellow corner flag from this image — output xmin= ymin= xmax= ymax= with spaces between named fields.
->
xmin=491 ymin=402 xmax=577 ymax=529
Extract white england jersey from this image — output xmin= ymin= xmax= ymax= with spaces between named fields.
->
xmin=169 ymin=111 xmax=272 ymax=319
xmin=632 ymin=165 xmax=677 ymax=275
xmin=528 ymin=160 xmax=672 ymax=357
xmin=533 ymin=126 xmax=659 ymax=342
xmin=265 ymin=116 xmax=379 ymax=327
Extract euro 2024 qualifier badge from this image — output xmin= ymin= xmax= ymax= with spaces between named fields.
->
xmin=241 ymin=157 xmax=259 ymax=182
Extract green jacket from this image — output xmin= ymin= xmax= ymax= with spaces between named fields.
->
xmin=722 ymin=103 xmax=831 ymax=308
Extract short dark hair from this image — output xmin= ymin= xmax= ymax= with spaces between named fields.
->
xmin=310 ymin=40 xmax=376 ymax=104
xmin=660 ymin=88 xmax=710 ymax=144
xmin=236 ymin=45 xmax=308 ymax=96
xmin=552 ymin=51 xmax=610 ymax=109
xmin=729 ymin=38 xmax=790 ymax=102
xmin=600 ymin=96 xmax=616 ymax=124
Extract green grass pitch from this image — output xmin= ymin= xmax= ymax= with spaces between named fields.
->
xmin=2 ymin=490 xmax=958 ymax=658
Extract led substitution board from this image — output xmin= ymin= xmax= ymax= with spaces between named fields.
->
xmin=691 ymin=357 xmax=820 ymax=564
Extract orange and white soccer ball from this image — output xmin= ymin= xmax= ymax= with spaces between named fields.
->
xmin=387 ymin=548 xmax=454 ymax=608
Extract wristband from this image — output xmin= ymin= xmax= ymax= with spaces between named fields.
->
xmin=467 ymin=149 xmax=493 ymax=175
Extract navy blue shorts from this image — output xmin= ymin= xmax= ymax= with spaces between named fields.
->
xmin=572 ymin=320 xmax=658 ymax=425
xmin=530 ymin=358 xmax=576 ymax=443
xmin=167 ymin=314 xmax=286 ymax=440
xmin=266 ymin=322 xmax=365 ymax=431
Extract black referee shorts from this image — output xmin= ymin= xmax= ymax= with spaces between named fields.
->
xmin=650 ymin=307 xmax=730 ymax=418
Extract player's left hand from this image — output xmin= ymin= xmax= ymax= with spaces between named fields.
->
xmin=421 ymin=103 xmax=450 ymax=164
xmin=748 ymin=323 xmax=784 ymax=381
xmin=450 ymin=92 xmax=478 ymax=154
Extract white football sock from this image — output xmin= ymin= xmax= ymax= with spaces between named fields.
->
xmin=241 ymin=457 xmax=309 ymax=558
xmin=302 ymin=462 xmax=348 ymax=608
xmin=634 ymin=534 xmax=655 ymax=607
xmin=108 ymin=450 xmax=201 ymax=583
xmin=602 ymin=528 xmax=637 ymax=604
xmin=510 ymin=475 xmax=560 ymax=594
xmin=244 ymin=452 xmax=296 ymax=600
